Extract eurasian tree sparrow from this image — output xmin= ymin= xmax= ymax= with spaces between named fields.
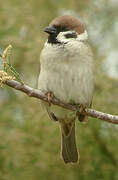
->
xmin=38 ymin=15 xmax=94 ymax=163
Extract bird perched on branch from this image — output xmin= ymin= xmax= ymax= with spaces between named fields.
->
xmin=38 ymin=15 xmax=94 ymax=163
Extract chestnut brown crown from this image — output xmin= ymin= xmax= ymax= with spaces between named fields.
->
xmin=49 ymin=15 xmax=85 ymax=34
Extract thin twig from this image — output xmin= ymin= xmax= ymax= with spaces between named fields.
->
xmin=4 ymin=79 xmax=118 ymax=125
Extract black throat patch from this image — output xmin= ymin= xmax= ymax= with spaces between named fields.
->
xmin=47 ymin=25 xmax=69 ymax=44
xmin=48 ymin=34 xmax=61 ymax=44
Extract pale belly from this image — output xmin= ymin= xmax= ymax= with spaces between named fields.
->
xmin=38 ymin=40 xmax=94 ymax=120
xmin=38 ymin=62 xmax=93 ymax=106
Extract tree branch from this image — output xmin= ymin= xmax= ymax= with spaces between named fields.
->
xmin=4 ymin=79 xmax=118 ymax=125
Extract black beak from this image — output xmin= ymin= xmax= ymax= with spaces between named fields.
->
xmin=44 ymin=26 xmax=56 ymax=35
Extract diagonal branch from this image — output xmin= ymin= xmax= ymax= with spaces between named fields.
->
xmin=4 ymin=79 xmax=118 ymax=125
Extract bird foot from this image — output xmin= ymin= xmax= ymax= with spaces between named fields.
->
xmin=75 ymin=104 xmax=87 ymax=114
xmin=45 ymin=91 xmax=54 ymax=106
xmin=78 ymin=104 xmax=87 ymax=113
xmin=75 ymin=104 xmax=88 ymax=122
xmin=76 ymin=104 xmax=87 ymax=116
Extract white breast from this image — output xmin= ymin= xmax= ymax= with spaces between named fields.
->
xmin=38 ymin=38 xmax=94 ymax=106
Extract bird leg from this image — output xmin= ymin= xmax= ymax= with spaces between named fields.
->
xmin=78 ymin=104 xmax=87 ymax=113
xmin=45 ymin=91 xmax=54 ymax=106
xmin=45 ymin=92 xmax=58 ymax=122
xmin=76 ymin=104 xmax=88 ymax=122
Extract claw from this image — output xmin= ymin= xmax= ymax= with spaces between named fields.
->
xmin=76 ymin=104 xmax=88 ymax=122
xmin=78 ymin=104 xmax=87 ymax=113
xmin=45 ymin=92 xmax=54 ymax=106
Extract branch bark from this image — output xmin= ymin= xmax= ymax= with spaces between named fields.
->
xmin=4 ymin=79 xmax=118 ymax=125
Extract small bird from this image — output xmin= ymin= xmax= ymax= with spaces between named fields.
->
xmin=38 ymin=15 xmax=94 ymax=163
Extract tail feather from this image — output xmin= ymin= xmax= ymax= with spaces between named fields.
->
xmin=61 ymin=122 xmax=79 ymax=163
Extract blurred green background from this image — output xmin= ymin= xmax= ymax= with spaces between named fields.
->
xmin=0 ymin=0 xmax=118 ymax=179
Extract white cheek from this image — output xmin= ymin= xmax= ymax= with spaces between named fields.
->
xmin=57 ymin=30 xmax=88 ymax=43
xmin=57 ymin=31 xmax=73 ymax=43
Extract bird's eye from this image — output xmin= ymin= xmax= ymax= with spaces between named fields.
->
xmin=64 ymin=32 xmax=77 ymax=39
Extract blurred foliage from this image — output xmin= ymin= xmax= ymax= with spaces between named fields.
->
xmin=0 ymin=0 xmax=118 ymax=179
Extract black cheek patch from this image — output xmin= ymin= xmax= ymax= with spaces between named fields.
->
xmin=64 ymin=32 xmax=77 ymax=39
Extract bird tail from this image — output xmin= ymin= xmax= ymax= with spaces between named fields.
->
xmin=60 ymin=120 xmax=79 ymax=163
